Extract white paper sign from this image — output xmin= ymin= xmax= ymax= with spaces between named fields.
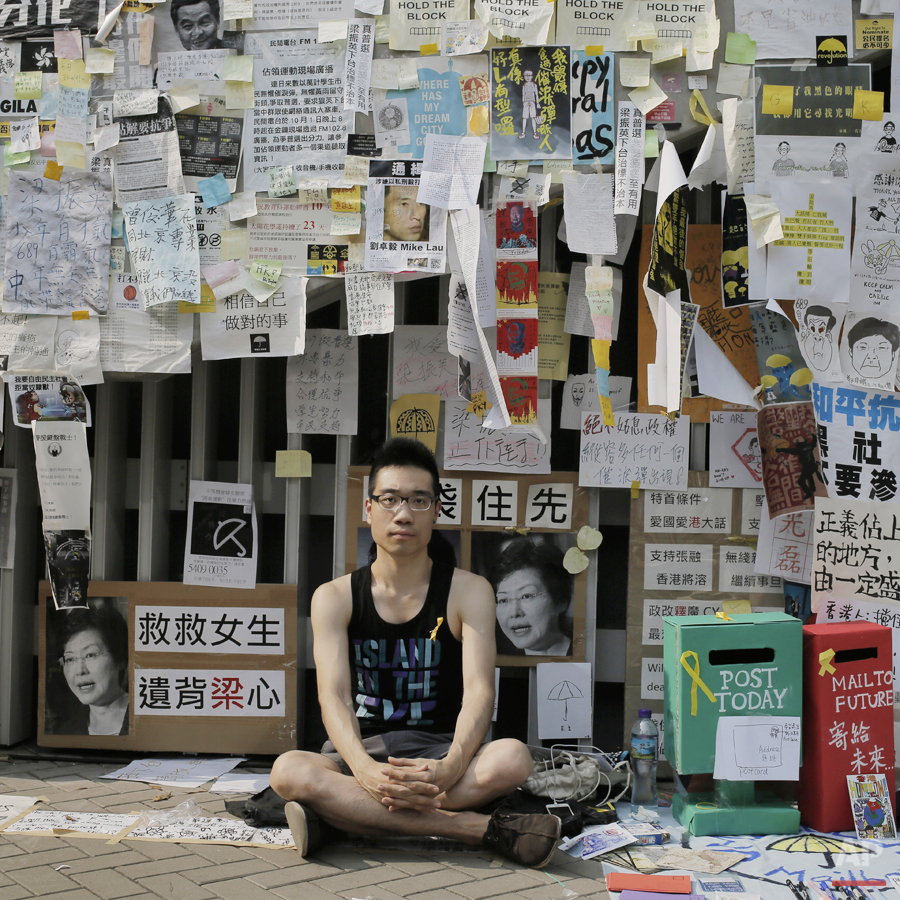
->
xmin=134 ymin=607 xmax=285 ymax=655
xmin=184 ymin=481 xmax=258 ymax=590
xmin=641 ymin=657 xmax=665 ymax=699
xmin=136 ymin=670 xmax=286 ymax=718
xmin=579 ymin=412 xmax=690 ymax=490
xmin=644 ymin=543 xmax=713 ymax=592
xmin=644 ymin=488 xmax=732 ymax=534
xmin=709 ymin=411 xmax=762 ymax=488
xmin=102 ymin=757 xmax=244 ymax=787
xmin=536 ymin=662 xmax=592 ymax=739
xmin=718 ymin=546 xmax=783 ymax=594
xmin=713 ymin=716 xmax=801 ymax=781
xmin=32 ymin=421 xmax=91 ymax=530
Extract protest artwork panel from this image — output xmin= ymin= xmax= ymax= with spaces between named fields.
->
xmin=38 ymin=581 xmax=297 ymax=753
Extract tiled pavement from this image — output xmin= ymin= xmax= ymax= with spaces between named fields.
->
xmin=0 ymin=755 xmax=612 ymax=900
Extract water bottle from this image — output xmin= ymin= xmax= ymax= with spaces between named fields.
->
xmin=630 ymin=708 xmax=658 ymax=816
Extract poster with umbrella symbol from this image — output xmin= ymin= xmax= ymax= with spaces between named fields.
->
xmin=536 ymin=663 xmax=592 ymax=739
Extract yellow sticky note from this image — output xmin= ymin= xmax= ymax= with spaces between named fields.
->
xmin=14 ymin=72 xmax=42 ymax=100
xmin=644 ymin=131 xmax=660 ymax=158
xmin=585 ymin=45 xmax=604 ymax=55
xmin=224 ymin=55 xmax=254 ymax=82
xmin=180 ymin=284 xmax=217 ymax=313
xmin=43 ymin=160 xmax=64 ymax=180
xmin=419 ymin=43 xmax=439 ymax=56
xmin=275 ymin=449 xmax=312 ymax=478
xmin=631 ymin=481 xmax=641 ymax=499
xmin=723 ymin=598 xmax=752 ymax=615
xmin=250 ymin=258 xmax=282 ymax=287
xmin=853 ymin=89 xmax=885 ymax=120
xmin=331 ymin=185 xmax=361 ymax=213
xmin=724 ymin=31 xmax=757 ymax=65
xmin=58 ymin=58 xmax=91 ymax=89
xmin=72 ymin=310 xmax=90 ymax=320
xmin=600 ymin=394 xmax=615 ymax=427
xmin=591 ymin=338 xmax=610 ymax=370
xmin=857 ymin=17 xmax=893 ymax=51
xmin=390 ymin=394 xmax=441 ymax=453
xmin=84 ymin=47 xmax=116 ymax=74
xmin=221 ymin=229 xmax=248 ymax=260
xmin=465 ymin=390 xmax=491 ymax=420
xmin=761 ymin=84 xmax=793 ymax=116
xmin=225 ymin=80 xmax=255 ymax=109
xmin=56 ymin=140 xmax=86 ymax=169
xmin=468 ymin=105 xmax=489 ymax=136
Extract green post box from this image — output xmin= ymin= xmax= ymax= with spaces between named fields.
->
xmin=663 ymin=612 xmax=803 ymax=836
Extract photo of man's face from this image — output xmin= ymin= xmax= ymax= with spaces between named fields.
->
xmin=850 ymin=333 xmax=897 ymax=378
xmin=174 ymin=0 xmax=220 ymax=50
xmin=383 ymin=186 xmax=428 ymax=242
xmin=508 ymin=204 xmax=524 ymax=232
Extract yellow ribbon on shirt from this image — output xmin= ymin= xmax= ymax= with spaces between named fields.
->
xmin=680 ymin=650 xmax=718 ymax=716
xmin=429 ymin=617 xmax=444 ymax=641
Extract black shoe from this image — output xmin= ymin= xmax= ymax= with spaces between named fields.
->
xmin=285 ymin=801 xmax=327 ymax=859
xmin=482 ymin=810 xmax=561 ymax=868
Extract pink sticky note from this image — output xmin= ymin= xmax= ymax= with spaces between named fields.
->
xmin=40 ymin=130 xmax=56 ymax=158
xmin=201 ymin=260 xmax=240 ymax=289
xmin=54 ymin=29 xmax=83 ymax=60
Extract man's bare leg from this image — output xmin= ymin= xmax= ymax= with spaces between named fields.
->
xmin=271 ymin=739 xmax=534 ymax=841
xmin=271 ymin=751 xmax=488 ymax=842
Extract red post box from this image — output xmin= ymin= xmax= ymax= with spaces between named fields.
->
xmin=800 ymin=622 xmax=895 ymax=832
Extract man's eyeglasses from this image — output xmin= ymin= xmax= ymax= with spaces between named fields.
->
xmin=59 ymin=650 xmax=109 ymax=669
xmin=370 ymin=493 xmax=436 ymax=512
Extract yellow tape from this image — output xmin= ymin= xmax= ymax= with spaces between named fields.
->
xmin=631 ymin=481 xmax=640 ymax=499
xmin=680 ymin=650 xmax=718 ymax=716
xmin=72 ymin=310 xmax=89 ymax=320
xmin=585 ymin=45 xmax=604 ymax=55
xmin=419 ymin=43 xmax=439 ymax=56
xmin=818 ymin=648 xmax=836 ymax=676
xmin=715 ymin=611 xmax=733 ymax=622
xmin=689 ymin=88 xmax=716 ymax=126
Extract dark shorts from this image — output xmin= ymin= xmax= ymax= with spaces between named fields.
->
xmin=321 ymin=730 xmax=456 ymax=776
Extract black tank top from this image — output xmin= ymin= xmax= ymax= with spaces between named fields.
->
xmin=348 ymin=561 xmax=464 ymax=737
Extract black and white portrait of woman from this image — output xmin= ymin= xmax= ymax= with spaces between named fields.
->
xmin=45 ymin=598 xmax=130 ymax=737
xmin=472 ymin=534 xmax=575 ymax=658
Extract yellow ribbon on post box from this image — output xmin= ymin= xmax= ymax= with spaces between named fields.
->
xmin=715 ymin=611 xmax=733 ymax=622
xmin=818 ymin=648 xmax=836 ymax=676
xmin=680 ymin=650 xmax=718 ymax=716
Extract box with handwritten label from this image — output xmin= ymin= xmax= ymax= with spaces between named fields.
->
xmin=799 ymin=621 xmax=895 ymax=832
xmin=664 ymin=612 xmax=803 ymax=773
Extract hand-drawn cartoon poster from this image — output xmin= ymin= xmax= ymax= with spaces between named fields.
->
xmin=761 ymin=180 xmax=852 ymax=303
xmin=376 ymin=55 xmax=489 ymax=159
xmin=646 ymin=186 xmax=689 ymax=299
xmin=365 ymin=160 xmax=447 ymax=274
xmin=750 ymin=302 xmax=813 ymax=404
xmin=721 ymin=194 xmax=751 ymax=308
xmin=753 ymin=64 xmax=871 ymax=182
xmin=497 ymin=260 xmax=538 ymax=309
xmin=9 ymin=373 xmax=91 ymax=428
xmin=709 ymin=411 xmax=762 ymax=488
xmin=571 ymin=51 xmax=615 ymax=165
xmin=184 ymin=480 xmax=258 ymax=590
xmin=495 ymin=202 xmax=537 ymax=259
xmin=794 ymin=299 xmax=846 ymax=383
xmin=812 ymin=381 xmax=900 ymax=503
xmin=536 ymin=662 xmax=592 ymax=737
xmin=490 ymin=46 xmax=572 ymax=162
xmin=839 ymin=309 xmax=900 ymax=391
xmin=757 ymin=401 xmax=828 ymax=518
xmin=847 ymin=775 xmax=897 ymax=840
xmin=850 ymin=152 xmax=900 ymax=311
xmin=3 ymin=169 xmax=113 ymax=316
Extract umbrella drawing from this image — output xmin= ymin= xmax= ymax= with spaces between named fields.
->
xmin=548 ymin=680 xmax=583 ymax=721
xmin=767 ymin=833 xmax=869 ymax=868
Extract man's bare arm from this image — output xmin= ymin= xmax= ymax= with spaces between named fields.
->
xmin=311 ymin=578 xmax=395 ymax=803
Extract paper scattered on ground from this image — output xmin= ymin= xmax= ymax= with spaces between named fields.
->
xmin=128 ymin=816 xmax=293 ymax=847
xmin=560 ymin=822 xmax=637 ymax=859
xmin=655 ymin=846 xmax=749 ymax=874
xmin=0 ymin=795 xmax=39 ymax=827
xmin=209 ymin=773 xmax=271 ymax=794
xmin=3 ymin=810 xmax=138 ymax=836
xmin=102 ymin=758 xmax=245 ymax=789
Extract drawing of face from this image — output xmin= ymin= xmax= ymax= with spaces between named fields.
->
xmin=571 ymin=381 xmax=586 ymax=407
xmin=495 ymin=567 xmax=566 ymax=653
xmin=778 ymin=142 xmax=790 ymax=157
xmin=886 ymin=123 xmax=895 ymax=138
xmin=850 ymin=333 xmax=897 ymax=378
xmin=383 ymin=186 xmax=427 ymax=242
xmin=509 ymin=204 xmax=524 ymax=232
xmin=62 ymin=628 xmax=123 ymax=708
xmin=523 ymin=70 xmax=533 ymax=82
xmin=174 ymin=1 xmax=219 ymax=50
xmin=804 ymin=314 xmax=833 ymax=368
xmin=832 ymin=142 xmax=846 ymax=159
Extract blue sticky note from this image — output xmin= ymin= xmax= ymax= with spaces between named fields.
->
xmin=198 ymin=172 xmax=232 ymax=209
xmin=112 ymin=209 xmax=125 ymax=240
xmin=595 ymin=366 xmax=610 ymax=396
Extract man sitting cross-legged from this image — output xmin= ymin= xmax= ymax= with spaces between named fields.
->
xmin=270 ymin=438 xmax=561 ymax=867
